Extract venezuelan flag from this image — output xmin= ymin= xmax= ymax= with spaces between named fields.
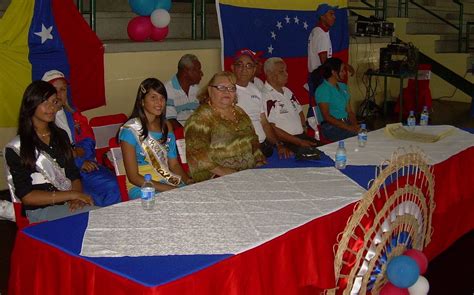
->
xmin=217 ymin=0 xmax=349 ymax=105
xmin=0 ymin=0 xmax=105 ymax=127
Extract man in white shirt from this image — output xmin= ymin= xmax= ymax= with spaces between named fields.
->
xmin=231 ymin=49 xmax=288 ymax=158
xmin=308 ymin=3 xmax=336 ymax=74
xmin=165 ymin=54 xmax=203 ymax=129
xmin=263 ymin=58 xmax=320 ymax=158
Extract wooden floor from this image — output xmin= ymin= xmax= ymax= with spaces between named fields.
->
xmin=1 ymin=100 xmax=473 ymax=295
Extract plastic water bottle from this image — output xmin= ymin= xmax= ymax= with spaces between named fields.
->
xmin=358 ymin=123 xmax=368 ymax=147
xmin=420 ymin=106 xmax=429 ymax=126
xmin=335 ymin=140 xmax=347 ymax=170
xmin=407 ymin=110 xmax=416 ymax=131
xmin=141 ymin=174 xmax=155 ymax=210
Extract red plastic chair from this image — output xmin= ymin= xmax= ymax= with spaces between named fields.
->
xmin=89 ymin=113 xmax=128 ymax=165
xmin=3 ymin=153 xmax=31 ymax=228
xmin=108 ymin=137 xmax=129 ymax=202
xmin=395 ymin=64 xmax=433 ymax=118
xmin=173 ymin=127 xmax=189 ymax=173
xmin=306 ymin=105 xmax=333 ymax=146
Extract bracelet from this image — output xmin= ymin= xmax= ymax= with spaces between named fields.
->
xmin=52 ymin=191 xmax=56 ymax=205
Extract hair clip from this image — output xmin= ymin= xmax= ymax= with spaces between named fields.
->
xmin=140 ymin=84 xmax=146 ymax=94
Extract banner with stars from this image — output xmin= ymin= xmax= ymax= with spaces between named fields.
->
xmin=217 ymin=0 xmax=348 ymax=105
xmin=0 ymin=0 xmax=104 ymax=127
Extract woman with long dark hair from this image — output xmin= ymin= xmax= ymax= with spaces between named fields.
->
xmin=314 ymin=57 xmax=359 ymax=141
xmin=42 ymin=70 xmax=120 ymax=207
xmin=5 ymin=81 xmax=94 ymax=223
xmin=119 ymin=78 xmax=193 ymax=199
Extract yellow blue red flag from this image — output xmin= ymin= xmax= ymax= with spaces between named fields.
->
xmin=0 ymin=0 xmax=105 ymax=127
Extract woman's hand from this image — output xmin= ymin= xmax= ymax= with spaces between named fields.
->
xmin=153 ymin=182 xmax=178 ymax=192
xmin=349 ymin=124 xmax=361 ymax=133
xmin=68 ymin=193 xmax=94 ymax=212
xmin=81 ymin=160 xmax=99 ymax=173
xmin=183 ymin=178 xmax=195 ymax=185
xmin=73 ymin=147 xmax=86 ymax=158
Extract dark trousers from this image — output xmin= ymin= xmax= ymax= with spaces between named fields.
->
xmin=320 ymin=122 xmax=358 ymax=142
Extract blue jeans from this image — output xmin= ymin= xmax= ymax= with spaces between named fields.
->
xmin=321 ymin=122 xmax=358 ymax=142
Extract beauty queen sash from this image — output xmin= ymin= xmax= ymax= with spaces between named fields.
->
xmin=122 ymin=119 xmax=181 ymax=186
xmin=5 ymin=136 xmax=72 ymax=201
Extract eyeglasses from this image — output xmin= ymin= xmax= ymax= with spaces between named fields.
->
xmin=233 ymin=63 xmax=256 ymax=69
xmin=210 ymin=85 xmax=237 ymax=92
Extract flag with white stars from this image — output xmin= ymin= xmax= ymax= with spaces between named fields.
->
xmin=217 ymin=0 xmax=348 ymax=105
xmin=0 ymin=0 xmax=105 ymax=127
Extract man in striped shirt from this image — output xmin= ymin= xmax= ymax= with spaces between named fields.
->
xmin=165 ymin=54 xmax=203 ymax=129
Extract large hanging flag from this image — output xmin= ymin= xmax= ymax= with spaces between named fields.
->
xmin=216 ymin=0 xmax=349 ymax=105
xmin=0 ymin=0 xmax=105 ymax=128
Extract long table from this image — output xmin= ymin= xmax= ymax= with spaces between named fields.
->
xmin=8 ymin=126 xmax=474 ymax=294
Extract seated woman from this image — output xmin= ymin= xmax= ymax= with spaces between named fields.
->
xmin=315 ymin=58 xmax=360 ymax=142
xmin=42 ymin=70 xmax=120 ymax=206
xmin=5 ymin=81 xmax=95 ymax=223
xmin=185 ymin=71 xmax=266 ymax=182
xmin=119 ymin=78 xmax=193 ymax=199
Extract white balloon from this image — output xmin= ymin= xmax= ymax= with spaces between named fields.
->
xmin=150 ymin=9 xmax=170 ymax=28
xmin=408 ymin=276 xmax=430 ymax=295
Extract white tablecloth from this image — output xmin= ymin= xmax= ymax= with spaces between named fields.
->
xmin=319 ymin=125 xmax=474 ymax=165
xmin=80 ymin=167 xmax=365 ymax=257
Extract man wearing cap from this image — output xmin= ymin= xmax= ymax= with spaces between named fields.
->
xmin=231 ymin=49 xmax=289 ymax=158
xmin=42 ymin=70 xmax=120 ymax=207
xmin=308 ymin=3 xmax=354 ymax=76
xmin=263 ymin=58 xmax=320 ymax=159
xmin=308 ymin=3 xmax=337 ymax=74
xmin=165 ymin=54 xmax=203 ymax=129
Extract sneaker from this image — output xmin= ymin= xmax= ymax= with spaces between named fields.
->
xmin=0 ymin=200 xmax=15 ymax=222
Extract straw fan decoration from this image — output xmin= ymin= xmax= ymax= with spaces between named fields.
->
xmin=327 ymin=147 xmax=436 ymax=295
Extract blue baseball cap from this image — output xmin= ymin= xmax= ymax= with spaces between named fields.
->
xmin=315 ymin=3 xmax=338 ymax=19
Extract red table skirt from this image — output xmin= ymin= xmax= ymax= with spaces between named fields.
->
xmin=9 ymin=147 xmax=474 ymax=295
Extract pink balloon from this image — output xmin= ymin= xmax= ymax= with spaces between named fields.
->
xmin=127 ymin=16 xmax=152 ymax=42
xmin=380 ymin=282 xmax=409 ymax=295
xmin=150 ymin=26 xmax=169 ymax=41
xmin=404 ymin=249 xmax=428 ymax=274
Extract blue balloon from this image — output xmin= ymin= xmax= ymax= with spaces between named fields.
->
xmin=129 ymin=0 xmax=155 ymax=16
xmin=154 ymin=0 xmax=172 ymax=11
xmin=386 ymin=255 xmax=420 ymax=288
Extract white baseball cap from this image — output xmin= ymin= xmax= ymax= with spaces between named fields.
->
xmin=41 ymin=70 xmax=67 ymax=83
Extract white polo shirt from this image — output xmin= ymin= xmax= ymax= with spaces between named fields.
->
xmin=165 ymin=75 xmax=200 ymax=126
xmin=307 ymin=25 xmax=332 ymax=73
xmin=236 ymin=82 xmax=266 ymax=143
xmin=263 ymin=82 xmax=304 ymax=136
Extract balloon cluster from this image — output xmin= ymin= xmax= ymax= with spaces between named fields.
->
xmin=127 ymin=0 xmax=171 ymax=42
xmin=381 ymin=249 xmax=430 ymax=295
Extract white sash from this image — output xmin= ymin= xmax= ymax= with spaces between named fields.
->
xmin=5 ymin=136 xmax=72 ymax=201
xmin=122 ymin=119 xmax=181 ymax=186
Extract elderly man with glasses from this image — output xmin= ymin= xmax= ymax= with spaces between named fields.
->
xmin=263 ymin=58 xmax=321 ymax=160
xmin=231 ymin=49 xmax=290 ymax=158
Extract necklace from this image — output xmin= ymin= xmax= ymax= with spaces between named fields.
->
xmin=36 ymin=130 xmax=51 ymax=137
xmin=209 ymin=103 xmax=239 ymax=124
